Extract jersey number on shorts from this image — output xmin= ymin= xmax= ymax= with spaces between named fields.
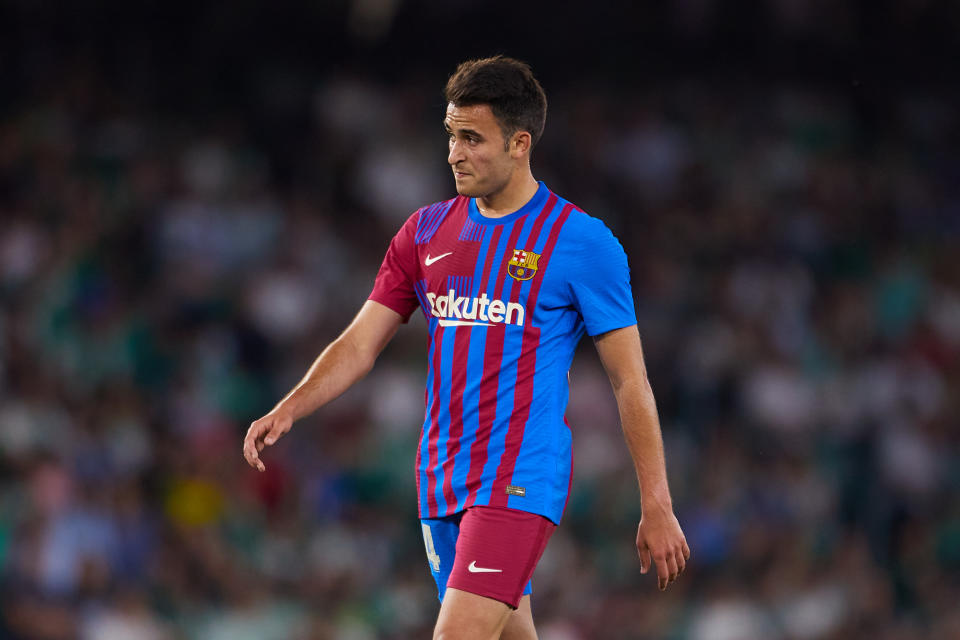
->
xmin=421 ymin=523 xmax=442 ymax=572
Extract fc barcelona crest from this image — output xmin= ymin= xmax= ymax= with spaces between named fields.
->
xmin=507 ymin=249 xmax=541 ymax=281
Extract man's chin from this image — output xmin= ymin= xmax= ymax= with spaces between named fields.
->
xmin=453 ymin=177 xmax=481 ymax=197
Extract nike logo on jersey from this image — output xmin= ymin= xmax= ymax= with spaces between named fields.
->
xmin=425 ymin=252 xmax=453 ymax=266
xmin=468 ymin=561 xmax=503 ymax=574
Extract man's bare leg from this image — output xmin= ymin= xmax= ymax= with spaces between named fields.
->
xmin=433 ymin=588 xmax=513 ymax=640
xmin=500 ymin=596 xmax=537 ymax=640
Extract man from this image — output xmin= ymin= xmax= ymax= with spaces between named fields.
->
xmin=243 ymin=56 xmax=689 ymax=640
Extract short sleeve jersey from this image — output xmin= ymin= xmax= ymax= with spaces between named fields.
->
xmin=369 ymin=182 xmax=636 ymax=524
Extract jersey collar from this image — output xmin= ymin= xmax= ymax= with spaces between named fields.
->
xmin=467 ymin=181 xmax=550 ymax=226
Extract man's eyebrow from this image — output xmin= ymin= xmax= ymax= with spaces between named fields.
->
xmin=443 ymin=124 xmax=483 ymax=138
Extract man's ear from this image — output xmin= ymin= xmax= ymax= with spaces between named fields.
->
xmin=510 ymin=131 xmax=532 ymax=158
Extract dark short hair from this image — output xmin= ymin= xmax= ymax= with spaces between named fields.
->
xmin=444 ymin=56 xmax=547 ymax=149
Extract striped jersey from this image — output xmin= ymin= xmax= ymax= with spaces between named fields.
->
xmin=369 ymin=182 xmax=636 ymax=524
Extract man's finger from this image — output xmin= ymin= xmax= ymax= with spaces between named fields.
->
xmin=638 ymin=546 xmax=652 ymax=574
xmin=243 ymin=426 xmax=267 ymax=472
xmin=665 ymin=553 xmax=679 ymax=585
xmin=243 ymin=442 xmax=265 ymax=472
xmin=264 ymin=418 xmax=290 ymax=446
xmin=264 ymin=426 xmax=283 ymax=446
xmin=682 ymin=539 xmax=691 ymax=560
xmin=251 ymin=447 xmax=265 ymax=472
xmin=655 ymin=554 xmax=670 ymax=590
xmin=676 ymin=546 xmax=687 ymax=574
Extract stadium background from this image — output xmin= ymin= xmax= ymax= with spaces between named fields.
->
xmin=1 ymin=1 xmax=958 ymax=638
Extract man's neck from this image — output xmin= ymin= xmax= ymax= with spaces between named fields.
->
xmin=476 ymin=173 xmax=539 ymax=218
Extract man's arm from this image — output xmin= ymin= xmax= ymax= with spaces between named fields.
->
xmin=593 ymin=324 xmax=690 ymax=591
xmin=242 ymin=300 xmax=404 ymax=472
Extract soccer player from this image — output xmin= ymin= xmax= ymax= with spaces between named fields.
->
xmin=243 ymin=56 xmax=689 ymax=640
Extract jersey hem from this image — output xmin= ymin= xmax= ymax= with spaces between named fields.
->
xmin=585 ymin=319 xmax=637 ymax=338
xmin=418 ymin=500 xmax=562 ymax=526
xmin=367 ymin=294 xmax=414 ymax=323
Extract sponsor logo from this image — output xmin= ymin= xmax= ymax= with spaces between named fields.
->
xmin=426 ymin=290 xmax=524 ymax=327
xmin=468 ymin=561 xmax=503 ymax=574
xmin=505 ymin=485 xmax=526 ymax=497
xmin=425 ymin=252 xmax=453 ymax=266
xmin=507 ymin=249 xmax=541 ymax=281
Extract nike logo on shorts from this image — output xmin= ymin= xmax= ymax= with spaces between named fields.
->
xmin=467 ymin=561 xmax=502 ymax=573
xmin=425 ymin=252 xmax=453 ymax=266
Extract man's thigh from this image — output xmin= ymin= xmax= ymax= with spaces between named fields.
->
xmin=500 ymin=596 xmax=537 ymax=640
xmin=433 ymin=592 xmax=536 ymax=640
xmin=434 ymin=587 xmax=513 ymax=640
xmin=421 ymin=506 xmax=555 ymax=609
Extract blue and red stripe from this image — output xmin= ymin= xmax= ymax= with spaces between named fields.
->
xmin=464 ymin=193 xmax=559 ymax=508
xmin=440 ymin=323 xmax=472 ymax=513
xmin=479 ymin=196 xmax=561 ymax=507
xmin=415 ymin=199 xmax=455 ymax=244
xmin=463 ymin=218 xmax=517 ymax=508
xmin=490 ymin=203 xmax=574 ymax=507
xmin=421 ymin=327 xmax=443 ymax=516
xmin=448 ymin=225 xmax=501 ymax=512
xmin=452 ymin=225 xmax=501 ymax=512
xmin=413 ymin=279 xmax=430 ymax=320
xmin=432 ymin=276 xmax=472 ymax=512
xmin=458 ymin=216 xmax=485 ymax=242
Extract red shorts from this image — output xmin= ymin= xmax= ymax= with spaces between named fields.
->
xmin=422 ymin=506 xmax=556 ymax=609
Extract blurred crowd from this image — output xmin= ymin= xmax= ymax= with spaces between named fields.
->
xmin=2 ymin=10 xmax=960 ymax=640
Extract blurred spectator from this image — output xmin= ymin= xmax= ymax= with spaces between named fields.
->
xmin=1 ymin=2 xmax=959 ymax=638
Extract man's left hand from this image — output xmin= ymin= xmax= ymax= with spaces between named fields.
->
xmin=636 ymin=507 xmax=690 ymax=591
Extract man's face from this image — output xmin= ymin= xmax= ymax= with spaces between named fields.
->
xmin=444 ymin=103 xmax=515 ymax=198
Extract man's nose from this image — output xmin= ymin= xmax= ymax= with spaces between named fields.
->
xmin=448 ymin=139 xmax=465 ymax=165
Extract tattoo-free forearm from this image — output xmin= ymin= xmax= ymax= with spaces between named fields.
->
xmin=272 ymin=333 xmax=375 ymax=422
xmin=613 ymin=377 xmax=673 ymax=511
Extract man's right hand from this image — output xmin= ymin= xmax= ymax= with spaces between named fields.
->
xmin=240 ymin=301 xmax=404 ymax=473
xmin=243 ymin=410 xmax=293 ymax=472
